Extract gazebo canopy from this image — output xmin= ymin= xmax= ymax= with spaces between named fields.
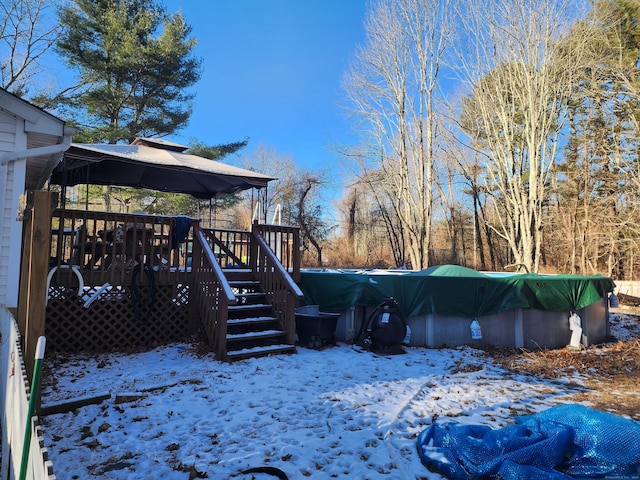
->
xmin=50 ymin=137 xmax=275 ymax=199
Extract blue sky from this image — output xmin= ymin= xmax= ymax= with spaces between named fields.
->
xmin=161 ymin=1 xmax=367 ymax=172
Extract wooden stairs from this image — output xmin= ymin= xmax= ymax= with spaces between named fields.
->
xmin=223 ymin=268 xmax=297 ymax=361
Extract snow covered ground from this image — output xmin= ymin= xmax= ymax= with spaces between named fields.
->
xmin=40 ymin=312 xmax=639 ymax=479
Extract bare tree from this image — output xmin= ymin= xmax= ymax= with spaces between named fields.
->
xmin=454 ymin=0 xmax=591 ymax=273
xmin=236 ymin=143 xmax=298 ymax=227
xmin=343 ymin=0 xmax=451 ymax=270
xmin=0 ymin=0 xmax=60 ymax=96
xmin=236 ymin=144 xmax=332 ymax=267
xmin=333 ymin=180 xmax=405 ymax=268
xmin=295 ymin=173 xmax=329 ymax=266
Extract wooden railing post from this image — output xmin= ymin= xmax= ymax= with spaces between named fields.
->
xmin=17 ymin=202 xmax=33 ymax=343
xmin=18 ymin=190 xmax=56 ymax=383
xmin=292 ymin=227 xmax=301 ymax=283
xmin=250 ymin=220 xmax=259 ymax=274
xmin=188 ymin=224 xmax=203 ymax=335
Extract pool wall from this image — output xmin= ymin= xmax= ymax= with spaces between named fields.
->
xmin=333 ymin=299 xmax=608 ymax=349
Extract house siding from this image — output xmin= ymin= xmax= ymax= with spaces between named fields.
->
xmin=0 ymin=110 xmax=25 ymax=308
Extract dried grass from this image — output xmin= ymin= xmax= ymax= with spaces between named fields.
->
xmin=493 ymin=339 xmax=640 ymax=420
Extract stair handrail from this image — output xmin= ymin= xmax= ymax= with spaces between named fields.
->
xmin=251 ymin=230 xmax=303 ymax=345
xmin=193 ymin=227 xmax=236 ymax=360
xmin=252 ymin=222 xmax=300 ymax=282
xmin=196 ymin=229 xmax=237 ymax=304
xmin=253 ymin=232 xmax=303 ymax=298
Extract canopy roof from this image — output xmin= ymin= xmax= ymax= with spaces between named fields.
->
xmin=50 ymin=138 xmax=275 ymax=199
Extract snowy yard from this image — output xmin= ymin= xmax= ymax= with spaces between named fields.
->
xmin=40 ymin=311 xmax=640 ymax=479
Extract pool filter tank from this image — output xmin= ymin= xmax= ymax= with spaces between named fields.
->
xmin=369 ymin=297 xmax=407 ymax=355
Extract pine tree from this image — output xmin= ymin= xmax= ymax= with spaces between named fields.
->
xmin=55 ymin=0 xmax=201 ymax=143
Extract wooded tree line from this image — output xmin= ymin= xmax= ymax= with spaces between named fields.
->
xmin=329 ymin=0 xmax=640 ymax=280
xmin=3 ymin=0 xmax=639 ymax=279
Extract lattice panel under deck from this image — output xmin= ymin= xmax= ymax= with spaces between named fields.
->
xmin=46 ymin=283 xmax=191 ymax=353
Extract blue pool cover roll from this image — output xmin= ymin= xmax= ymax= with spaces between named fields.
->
xmin=417 ymin=404 xmax=640 ymax=479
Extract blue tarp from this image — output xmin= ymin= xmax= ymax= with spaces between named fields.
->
xmin=417 ymin=404 xmax=640 ymax=479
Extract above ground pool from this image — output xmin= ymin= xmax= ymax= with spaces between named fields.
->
xmin=298 ymin=265 xmax=615 ymax=350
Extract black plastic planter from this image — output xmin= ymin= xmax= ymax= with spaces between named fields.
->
xmin=295 ymin=305 xmax=340 ymax=349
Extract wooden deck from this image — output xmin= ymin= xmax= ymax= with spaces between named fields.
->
xmin=21 ymin=196 xmax=302 ymax=362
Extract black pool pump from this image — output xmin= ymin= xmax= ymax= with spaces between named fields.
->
xmin=357 ymin=297 xmax=407 ymax=355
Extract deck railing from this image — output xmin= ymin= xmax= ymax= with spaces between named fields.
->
xmin=202 ymin=227 xmax=251 ymax=268
xmin=202 ymin=222 xmax=300 ymax=280
xmin=49 ymin=209 xmax=197 ymax=287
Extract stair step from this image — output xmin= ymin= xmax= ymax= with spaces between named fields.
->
xmin=229 ymin=280 xmax=260 ymax=288
xmin=228 ymin=303 xmax=272 ymax=312
xmin=216 ymin=267 xmax=296 ymax=361
xmin=226 ymin=329 xmax=284 ymax=341
xmin=226 ymin=344 xmax=297 ymax=362
xmin=223 ymin=269 xmax=254 ymax=281
xmin=236 ymin=292 xmax=267 ymax=301
xmin=236 ymin=291 xmax=265 ymax=297
xmin=228 ymin=316 xmax=277 ymax=326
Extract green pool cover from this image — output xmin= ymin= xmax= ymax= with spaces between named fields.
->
xmin=298 ymin=265 xmax=615 ymax=319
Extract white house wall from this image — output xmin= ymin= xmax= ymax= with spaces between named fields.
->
xmin=0 ymin=109 xmax=26 ymax=308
